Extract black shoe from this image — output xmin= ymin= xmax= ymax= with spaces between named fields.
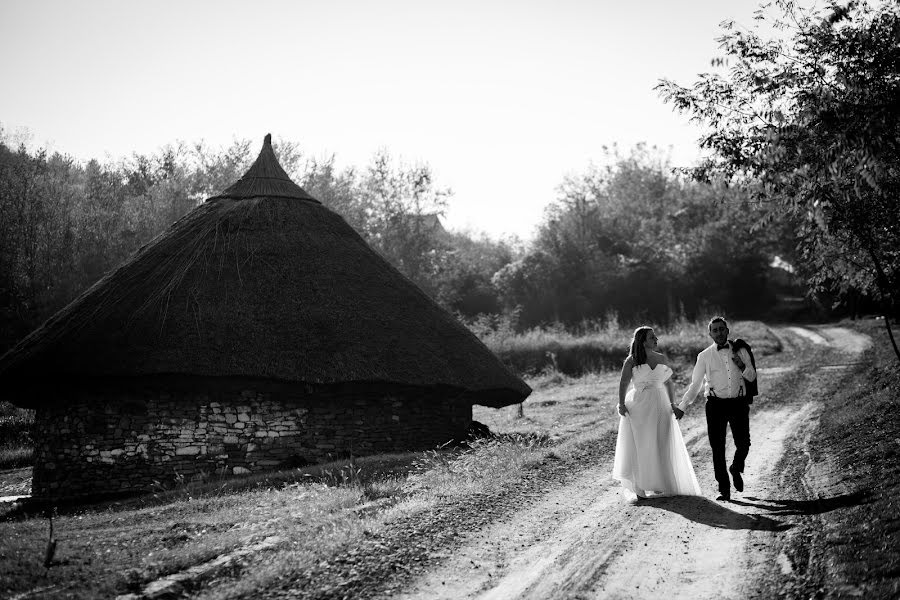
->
xmin=729 ymin=465 xmax=744 ymax=493
xmin=716 ymin=491 xmax=731 ymax=501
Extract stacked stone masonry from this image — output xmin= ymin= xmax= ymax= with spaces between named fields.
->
xmin=32 ymin=383 xmax=472 ymax=499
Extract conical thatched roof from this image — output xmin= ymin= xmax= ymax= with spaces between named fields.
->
xmin=213 ymin=134 xmax=318 ymax=202
xmin=0 ymin=135 xmax=530 ymax=408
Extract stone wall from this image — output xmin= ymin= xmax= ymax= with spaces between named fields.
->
xmin=31 ymin=381 xmax=472 ymax=499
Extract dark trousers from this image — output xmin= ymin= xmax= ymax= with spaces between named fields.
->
xmin=705 ymin=397 xmax=751 ymax=493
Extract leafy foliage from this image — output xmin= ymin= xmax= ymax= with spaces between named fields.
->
xmin=657 ymin=0 xmax=900 ymax=353
xmin=492 ymin=145 xmax=783 ymax=328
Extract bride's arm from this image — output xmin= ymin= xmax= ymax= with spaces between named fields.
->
xmin=665 ymin=378 xmax=679 ymax=413
xmin=617 ymin=357 xmax=633 ymax=415
xmin=662 ymin=354 xmax=684 ymax=419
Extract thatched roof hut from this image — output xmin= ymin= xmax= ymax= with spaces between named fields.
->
xmin=0 ymin=134 xmax=530 ymax=409
xmin=0 ymin=134 xmax=530 ymax=499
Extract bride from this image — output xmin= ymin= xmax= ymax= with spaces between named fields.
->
xmin=612 ymin=326 xmax=702 ymax=499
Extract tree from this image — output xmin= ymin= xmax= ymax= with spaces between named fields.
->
xmin=507 ymin=144 xmax=778 ymax=328
xmin=357 ymin=151 xmax=452 ymax=297
xmin=492 ymin=250 xmax=564 ymax=326
xmin=658 ymin=0 xmax=900 ymax=362
xmin=299 ymin=155 xmax=367 ymax=235
xmin=434 ymin=231 xmax=517 ymax=317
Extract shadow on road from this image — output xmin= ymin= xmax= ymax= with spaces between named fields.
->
xmin=640 ymin=496 xmax=793 ymax=531
xmin=730 ymin=491 xmax=871 ymax=516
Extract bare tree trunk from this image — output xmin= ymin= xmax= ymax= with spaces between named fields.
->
xmin=882 ymin=314 xmax=900 ymax=365
xmin=865 ymin=245 xmax=900 ymax=365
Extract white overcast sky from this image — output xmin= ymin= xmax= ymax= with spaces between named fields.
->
xmin=1 ymin=0 xmax=793 ymax=241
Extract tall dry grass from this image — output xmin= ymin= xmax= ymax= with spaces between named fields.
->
xmin=0 ymin=401 xmax=34 ymax=469
xmin=469 ymin=314 xmax=781 ymax=376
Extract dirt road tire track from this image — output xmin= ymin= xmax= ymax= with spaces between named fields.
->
xmin=259 ymin=436 xmax=620 ymax=600
xmin=386 ymin=326 xmax=871 ymax=600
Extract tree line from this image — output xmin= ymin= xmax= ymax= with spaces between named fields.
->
xmin=0 ymin=130 xmax=800 ymax=355
xmin=494 ymin=144 xmax=798 ymax=329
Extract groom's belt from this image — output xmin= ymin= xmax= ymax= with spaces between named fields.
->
xmin=706 ymin=395 xmax=750 ymax=401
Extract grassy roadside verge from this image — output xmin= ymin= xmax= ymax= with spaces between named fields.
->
xmin=0 ymin=413 xmax=610 ymax=599
xmin=774 ymin=319 xmax=900 ymax=599
xmin=481 ymin=318 xmax=781 ymax=376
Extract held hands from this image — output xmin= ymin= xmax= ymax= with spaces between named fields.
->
xmin=672 ymin=405 xmax=685 ymax=420
xmin=618 ymin=403 xmax=628 ymax=416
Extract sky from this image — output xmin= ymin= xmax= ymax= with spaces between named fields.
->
xmin=1 ymin=0 xmax=782 ymax=241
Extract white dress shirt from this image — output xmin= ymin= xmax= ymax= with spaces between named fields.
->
xmin=678 ymin=342 xmax=757 ymax=411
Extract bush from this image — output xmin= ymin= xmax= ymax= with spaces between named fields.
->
xmin=0 ymin=401 xmax=35 ymax=469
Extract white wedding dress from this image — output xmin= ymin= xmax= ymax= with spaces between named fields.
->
xmin=612 ymin=363 xmax=702 ymax=498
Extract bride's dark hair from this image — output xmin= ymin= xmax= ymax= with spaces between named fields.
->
xmin=628 ymin=326 xmax=654 ymax=366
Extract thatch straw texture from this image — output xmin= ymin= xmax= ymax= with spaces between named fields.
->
xmin=0 ymin=135 xmax=530 ymax=408
xmin=212 ymin=134 xmax=318 ymax=202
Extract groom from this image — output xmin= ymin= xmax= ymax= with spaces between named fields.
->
xmin=675 ymin=316 xmax=757 ymax=501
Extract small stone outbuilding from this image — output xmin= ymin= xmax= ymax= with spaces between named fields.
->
xmin=0 ymin=135 xmax=531 ymax=500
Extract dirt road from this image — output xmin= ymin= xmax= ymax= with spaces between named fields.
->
xmin=389 ymin=326 xmax=871 ymax=600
